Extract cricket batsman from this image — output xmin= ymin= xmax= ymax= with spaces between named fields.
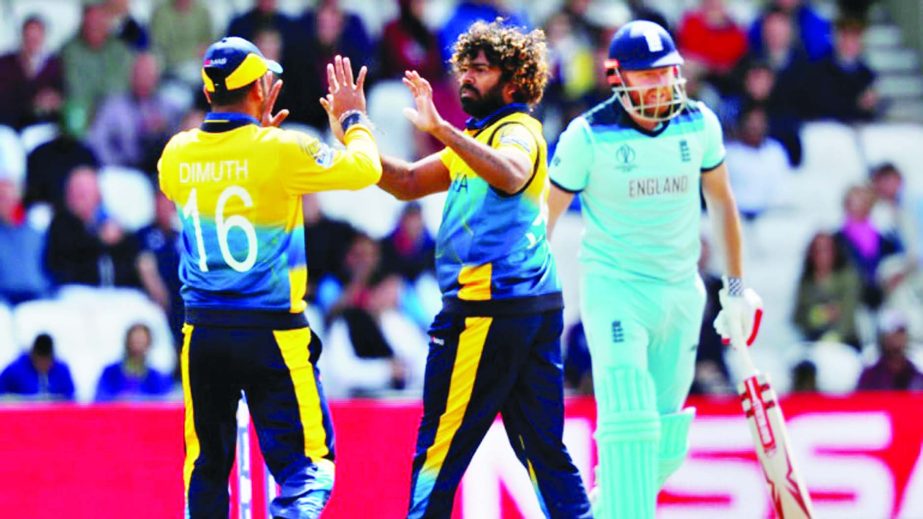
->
xmin=547 ymin=20 xmax=764 ymax=518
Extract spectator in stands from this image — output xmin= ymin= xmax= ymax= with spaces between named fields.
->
xmin=88 ymin=52 xmax=183 ymax=173
xmin=0 ymin=334 xmax=75 ymax=401
xmin=870 ymin=163 xmax=908 ymax=251
xmin=283 ymin=0 xmax=373 ymax=129
xmin=878 ymin=255 xmax=923 ymax=345
xmin=543 ymin=11 xmax=596 ymax=110
xmin=253 ymin=26 xmax=284 ymax=65
xmin=794 ymin=231 xmax=863 ymax=348
xmin=731 ymin=11 xmax=807 ymax=166
xmin=563 ymin=321 xmax=593 ymax=395
xmin=61 ymin=0 xmax=134 ymax=136
xmin=95 ymin=323 xmax=173 ymax=401
xmin=746 ymin=7 xmax=810 ymax=75
xmin=748 ymin=0 xmax=832 ymax=62
xmin=380 ymin=202 xmax=435 ymax=283
xmin=321 ymin=270 xmax=427 ymax=398
xmin=836 ymin=184 xmax=902 ymax=308
xmin=438 ymin=0 xmax=527 ymax=65
xmin=137 ymin=192 xmax=183 ymax=347
xmin=150 ymin=0 xmax=213 ymax=84
xmin=0 ymin=16 xmax=64 ymax=130
xmin=0 ymin=176 xmax=49 ymax=304
xmin=44 ymin=166 xmax=141 ymax=288
xmin=838 ymin=0 xmax=875 ymax=22
xmin=560 ymin=0 xmax=602 ymax=50
xmin=558 ymin=33 xmax=617 ymax=129
xmin=725 ymin=104 xmax=790 ymax=221
xmin=627 ymin=0 xmax=672 ymax=33
xmin=105 ymin=0 xmax=148 ymax=50
xmin=23 ymin=114 xmax=99 ymax=209
xmin=316 ymin=232 xmax=380 ymax=320
xmin=302 ymin=193 xmax=357 ymax=300
xmin=379 ymin=0 xmax=442 ymax=80
xmin=802 ymin=17 xmax=878 ymax=122
xmin=857 ymin=309 xmax=923 ymax=391
xmin=226 ymin=0 xmax=293 ymax=43
xmin=677 ymin=0 xmax=748 ymax=91
xmin=790 ymin=359 xmax=819 ymax=392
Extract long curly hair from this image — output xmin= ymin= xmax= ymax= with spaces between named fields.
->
xmin=449 ymin=19 xmax=549 ymax=106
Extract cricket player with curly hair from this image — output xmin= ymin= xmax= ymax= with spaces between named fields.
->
xmin=361 ymin=19 xmax=592 ymax=519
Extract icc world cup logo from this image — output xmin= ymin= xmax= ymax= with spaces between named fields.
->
xmin=615 ymin=144 xmax=636 ymax=171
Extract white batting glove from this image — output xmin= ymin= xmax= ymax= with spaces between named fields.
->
xmin=713 ymin=276 xmax=764 ymax=347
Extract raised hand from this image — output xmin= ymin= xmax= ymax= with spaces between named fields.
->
xmin=319 ymin=55 xmax=368 ymax=141
xmin=401 ymin=70 xmax=444 ymax=135
xmin=261 ymin=73 xmax=289 ymax=127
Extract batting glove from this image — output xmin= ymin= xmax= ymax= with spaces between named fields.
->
xmin=713 ymin=276 xmax=764 ymax=347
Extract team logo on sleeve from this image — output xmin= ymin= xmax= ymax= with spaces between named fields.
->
xmin=297 ymin=134 xmax=335 ymax=168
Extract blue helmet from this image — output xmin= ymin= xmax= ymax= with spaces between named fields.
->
xmin=605 ymin=21 xmax=687 ymax=122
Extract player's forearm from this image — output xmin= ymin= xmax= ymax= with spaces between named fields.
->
xmin=547 ymin=185 xmax=575 ymax=239
xmin=379 ymin=156 xmax=421 ymax=201
xmin=340 ymin=125 xmax=383 ymax=189
xmin=430 ymin=121 xmax=528 ymax=194
xmin=712 ymin=198 xmax=744 ymax=278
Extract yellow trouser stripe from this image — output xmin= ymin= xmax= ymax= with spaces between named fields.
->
xmin=181 ymin=324 xmax=199 ymax=496
xmin=420 ymin=317 xmax=492 ymax=478
xmin=273 ymin=328 xmax=329 ymax=461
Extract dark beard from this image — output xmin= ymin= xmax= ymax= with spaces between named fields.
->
xmin=459 ymin=82 xmax=506 ymax=119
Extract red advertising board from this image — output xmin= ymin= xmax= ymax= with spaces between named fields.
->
xmin=0 ymin=394 xmax=921 ymax=518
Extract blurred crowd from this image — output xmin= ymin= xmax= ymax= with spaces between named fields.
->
xmin=0 ymin=0 xmax=921 ymax=403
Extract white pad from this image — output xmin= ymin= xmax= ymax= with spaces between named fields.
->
xmin=594 ymin=366 xmax=661 ymax=519
xmin=657 ymin=407 xmax=695 ymax=488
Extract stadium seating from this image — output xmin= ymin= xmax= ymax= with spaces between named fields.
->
xmin=0 ymin=303 xmax=17 ymax=375
xmin=857 ymin=123 xmax=923 ymax=195
xmin=317 ymin=186 xmax=405 ymax=238
xmin=98 ymin=166 xmax=155 ymax=231
xmin=4 ymin=0 xmax=81 ymax=55
xmin=11 ymin=288 xmax=176 ymax=402
xmin=367 ymin=79 xmax=417 ymax=162
xmin=807 ymin=341 xmax=863 ymax=394
xmin=18 ymin=122 xmax=58 ymax=154
xmin=0 ymin=125 xmax=26 ymax=186
xmin=792 ymin=122 xmax=867 ymax=228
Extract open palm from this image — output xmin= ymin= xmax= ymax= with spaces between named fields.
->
xmin=402 ymin=70 xmax=444 ymax=134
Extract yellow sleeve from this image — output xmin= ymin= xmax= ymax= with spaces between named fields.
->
xmin=492 ymin=123 xmax=539 ymax=165
xmin=280 ymin=125 xmax=383 ymax=195
xmin=157 ymin=137 xmax=175 ymax=201
xmin=437 ymin=146 xmax=453 ymax=169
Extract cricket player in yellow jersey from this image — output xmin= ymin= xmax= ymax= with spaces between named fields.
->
xmin=158 ymin=37 xmax=381 ymax=518
xmin=364 ymin=20 xmax=591 ymax=518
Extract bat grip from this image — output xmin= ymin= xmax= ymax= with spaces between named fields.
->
xmin=728 ymin=323 xmax=760 ymax=378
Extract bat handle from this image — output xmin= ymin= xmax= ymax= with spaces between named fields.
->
xmin=728 ymin=322 xmax=761 ymax=379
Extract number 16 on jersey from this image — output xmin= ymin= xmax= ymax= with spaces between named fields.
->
xmin=182 ymin=186 xmax=258 ymax=273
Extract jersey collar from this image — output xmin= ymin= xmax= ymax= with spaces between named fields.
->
xmin=201 ymin=112 xmax=260 ymax=133
xmin=464 ymin=103 xmax=529 ymax=132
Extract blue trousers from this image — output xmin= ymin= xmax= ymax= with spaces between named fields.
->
xmin=407 ymin=309 xmax=591 ymax=518
xmin=181 ymin=324 xmax=336 ymax=519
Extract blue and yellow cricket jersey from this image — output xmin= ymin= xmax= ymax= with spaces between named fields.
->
xmin=158 ymin=113 xmax=381 ymax=326
xmin=437 ymin=104 xmax=561 ymax=315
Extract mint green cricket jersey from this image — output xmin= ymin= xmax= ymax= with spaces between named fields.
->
xmin=549 ymin=97 xmax=725 ymax=283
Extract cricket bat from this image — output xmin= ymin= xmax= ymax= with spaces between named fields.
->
xmin=730 ymin=333 xmax=815 ymax=518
